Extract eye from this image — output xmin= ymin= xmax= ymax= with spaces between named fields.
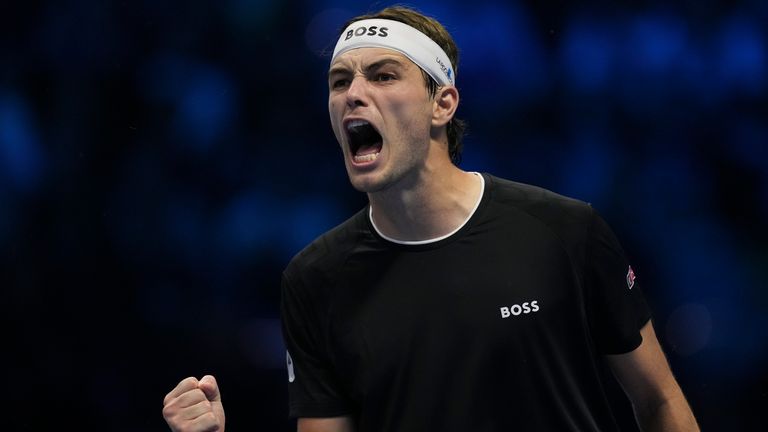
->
xmin=331 ymin=78 xmax=349 ymax=89
xmin=374 ymin=73 xmax=396 ymax=82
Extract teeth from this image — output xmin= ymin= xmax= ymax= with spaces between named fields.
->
xmin=346 ymin=119 xmax=370 ymax=130
xmin=353 ymin=152 xmax=379 ymax=163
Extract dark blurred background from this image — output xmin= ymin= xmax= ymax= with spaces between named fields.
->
xmin=3 ymin=0 xmax=766 ymax=430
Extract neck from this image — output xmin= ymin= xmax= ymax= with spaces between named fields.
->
xmin=368 ymin=163 xmax=482 ymax=242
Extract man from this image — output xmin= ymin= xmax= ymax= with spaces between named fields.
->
xmin=162 ymin=6 xmax=699 ymax=431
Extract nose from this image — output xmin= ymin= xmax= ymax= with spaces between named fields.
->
xmin=345 ymin=75 xmax=368 ymax=108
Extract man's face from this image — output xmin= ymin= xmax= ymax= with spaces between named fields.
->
xmin=328 ymin=48 xmax=434 ymax=193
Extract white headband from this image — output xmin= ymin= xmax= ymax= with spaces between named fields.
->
xmin=331 ymin=18 xmax=455 ymax=86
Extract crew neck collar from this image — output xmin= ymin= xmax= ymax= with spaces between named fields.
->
xmin=368 ymin=172 xmax=486 ymax=246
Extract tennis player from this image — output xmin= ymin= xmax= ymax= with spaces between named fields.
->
xmin=163 ymin=6 xmax=699 ymax=431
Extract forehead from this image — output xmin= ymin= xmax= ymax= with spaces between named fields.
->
xmin=328 ymin=47 xmax=416 ymax=72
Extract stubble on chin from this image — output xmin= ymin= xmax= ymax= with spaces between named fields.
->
xmin=347 ymin=172 xmax=390 ymax=193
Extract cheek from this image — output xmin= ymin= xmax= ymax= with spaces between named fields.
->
xmin=328 ymin=100 xmax=345 ymax=143
xmin=389 ymin=92 xmax=431 ymax=125
xmin=328 ymin=99 xmax=337 ymax=122
xmin=392 ymin=105 xmax=431 ymax=140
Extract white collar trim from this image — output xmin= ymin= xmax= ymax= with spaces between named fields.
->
xmin=369 ymin=172 xmax=485 ymax=245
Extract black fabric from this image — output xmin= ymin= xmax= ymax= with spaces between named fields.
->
xmin=280 ymin=174 xmax=652 ymax=431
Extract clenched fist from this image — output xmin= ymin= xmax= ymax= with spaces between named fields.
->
xmin=163 ymin=375 xmax=225 ymax=432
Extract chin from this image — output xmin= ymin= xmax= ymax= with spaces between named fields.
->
xmin=347 ymin=171 xmax=391 ymax=194
xmin=348 ymin=176 xmax=381 ymax=193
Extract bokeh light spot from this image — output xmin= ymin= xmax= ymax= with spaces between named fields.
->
xmin=0 ymin=93 xmax=45 ymax=192
xmin=305 ymin=8 xmax=353 ymax=57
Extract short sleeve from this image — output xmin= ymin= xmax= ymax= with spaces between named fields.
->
xmin=585 ymin=208 xmax=652 ymax=354
xmin=280 ymin=271 xmax=354 ymax=418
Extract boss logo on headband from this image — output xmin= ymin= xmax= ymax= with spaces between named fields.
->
xmin=345 ymin=26 xmax=389 ymax=41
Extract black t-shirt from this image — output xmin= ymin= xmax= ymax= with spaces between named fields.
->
xmin=281 ymin=174 xmax=651 ymax=431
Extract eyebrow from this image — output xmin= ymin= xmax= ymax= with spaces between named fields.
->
xmin=328 ymin=58 xmax=407 ymax=78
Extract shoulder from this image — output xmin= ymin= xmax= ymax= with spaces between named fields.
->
xmin=482 ymin=174 xmax=605 ymax=283
xmin=484 ymin=174 xmax=595 ymax=230
xmin=283 ymin=208 xmax=369 ymax=285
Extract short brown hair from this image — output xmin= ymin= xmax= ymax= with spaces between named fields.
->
xmin=340 ymin=6 xmax=467 ymax=165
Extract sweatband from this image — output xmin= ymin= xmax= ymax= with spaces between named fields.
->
xmin=331 ymin=19 xmax=456 ymax=86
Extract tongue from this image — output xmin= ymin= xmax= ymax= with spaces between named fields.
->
xmin=355 ymin=141 xmax=382 ymax=156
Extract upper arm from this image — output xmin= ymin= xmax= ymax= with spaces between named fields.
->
xmin=605 ymin=320 xmax=685 ymax=413
xmin=298 ymin=416 xmax=355 ymax=432
xmin=283 ymin=273 xmax=354 ymax=419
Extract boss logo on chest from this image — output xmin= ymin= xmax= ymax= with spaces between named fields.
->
xmin=500 ymin=300 xmax=540 ymax=318
xmin=345 ymin=26 xmax=389 ymax=40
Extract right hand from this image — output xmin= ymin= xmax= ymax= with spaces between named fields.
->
xmin=162 ymin=375 xmax=225 ymax=432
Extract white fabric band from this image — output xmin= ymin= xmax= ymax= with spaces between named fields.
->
xmin=331 ymin=18 xmax=455 ymax=86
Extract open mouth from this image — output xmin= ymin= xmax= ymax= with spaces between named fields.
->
xmin=346 ymin=120 xmax=383 ymax=164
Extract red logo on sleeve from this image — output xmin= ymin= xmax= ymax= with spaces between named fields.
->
xmin=626 ymin=266 xmax=636 ymax=290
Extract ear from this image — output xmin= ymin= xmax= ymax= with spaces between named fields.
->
xmin=431 ymin=86 xmax=459 ymax=127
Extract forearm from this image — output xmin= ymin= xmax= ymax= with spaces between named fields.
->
xmin=635 ymin=393 xmax=699 ymax=432
xmin=298 ymin=416 xmax=356 ymax=432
